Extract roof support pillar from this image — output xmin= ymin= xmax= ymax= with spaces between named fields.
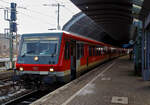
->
xmin=142 ymin=27 xmax=150 ymax=80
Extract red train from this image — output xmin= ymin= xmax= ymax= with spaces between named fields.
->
xmin=15 ymin=31 xmax=127 ymax=86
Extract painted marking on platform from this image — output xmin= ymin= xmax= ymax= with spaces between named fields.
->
xmin=62 ymin=62 xmax=115 ymax=105
xmin=78 ymin=83 xmax=95 ymax=96
xmin=111 ymin=96 xmax=128 ymax=104
xmin=101 ymin=77 xmax=111 ymax=81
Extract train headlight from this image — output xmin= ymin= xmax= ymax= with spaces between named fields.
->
xmin=19 ymin=67 xmax=24 ymax=71
xmin=34 ymin=56 xmax=39 ymax=61
xmin=49 ymin=68 xmax=54 ymax=72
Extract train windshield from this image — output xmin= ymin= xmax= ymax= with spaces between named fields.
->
xmin=20 ymin=37 xmax=59 ymax=56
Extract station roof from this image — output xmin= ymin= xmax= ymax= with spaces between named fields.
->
xmin=70 ymin=0 xmax=144 ymax=44
xmin=139 ymin=0 xmax=150 ymax=20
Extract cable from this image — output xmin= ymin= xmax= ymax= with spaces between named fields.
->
xmin=24 ymin=8 xmax=56 ymax=19
xmin=0 ymin=6 xmax=56 ymax=27
xmin=17 ymin=11 xmax=56 ymax=26
xmin=0 ymin=0 xmax=56 ymax=19
xmin=0 ymin=0 xmax=9 ymax=4
xmin=0 ymin=2 xmax=56 ymax=25
xmin=0 ymin=0 xmax=75 ymax=20
xmin=53 ymin=0 xmax=79 ymax=15
xmin=0 ymin=0 xmax=77 ymax=29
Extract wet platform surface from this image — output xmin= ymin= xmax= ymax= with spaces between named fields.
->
xmin=31 ymin=56 xmax=150 ymax=105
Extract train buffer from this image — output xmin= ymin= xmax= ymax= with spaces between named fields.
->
xmin=31 ymin=56 xmax=150 ymax=105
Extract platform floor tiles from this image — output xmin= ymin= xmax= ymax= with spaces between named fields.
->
xmin=31 ymin=56 xmax=150 ymax=105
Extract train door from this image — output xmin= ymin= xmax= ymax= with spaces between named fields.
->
xmin=70 ymin=40 xmax=76 ymax=80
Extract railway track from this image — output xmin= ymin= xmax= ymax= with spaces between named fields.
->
xmin=0 ymin=71 xmax=14 ymax=97
xmin=3 ymin=90 xmax=38 ymax=105
xmin=0 ymin=76 xmax=24 ymax=104
xmin=0 ymin=71 xmax=13 ymax=81
xmin=1 ymin=83 xmax=63 ymax=105
xmin=0 ymin=88 xmax=31 ymax=105
xmin=0 ymin=70 xmax=59 ymax=105
xmin=0 ymin=70 xmax=14 ymax=97
xmin=2 ymin=89 xmax=55 ymax=105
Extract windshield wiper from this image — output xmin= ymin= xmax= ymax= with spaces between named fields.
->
xmin=21 ymin=50 xmax=35 ymax=57
xmin=21 ymin=53 xmax=26 ymax=57
xmin=51 ymin=44 xmax=57 ymax=57
xmin=27 ymin=50 xmax=35 ymax=54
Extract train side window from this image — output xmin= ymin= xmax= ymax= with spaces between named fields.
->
xmin=99 ymin=48 xmax=101 ymax=56
xmin=106 ymin=47 xmax=108 ymax=54
xmin=93 ymin=46 xmax=95 ymax=56
xmin=104 ymin=47 xmax=106 ymax=54
xmin=95 ymin=47 xmax=97 ymax=56
xmin=101 ymin=48 xmax=104 ymax=55
xmin=104 ymin=47 xmax=107 ymax=54
xmin=77 ymin=43 xmax=80 ymax=59
xmin=77 ymin=43 xmax=84 ymax=59
xmin=65 ymin=42 xmax=70 ymax=60
xmin=96 ymin=47 xmax=99 ymax=56
xmin=81 ymin=44 xmax=84 ymax=57
xmin=89 ymin=46 xmax=92 ymax=56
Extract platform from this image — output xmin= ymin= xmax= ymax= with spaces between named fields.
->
xmin=31 ymin=56 xmax=150 ymax=105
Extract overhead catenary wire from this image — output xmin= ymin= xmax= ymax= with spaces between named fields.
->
xmin=53 ymin=0 xmax=80 ymax=11
xmin=0 ymin=0 xmax=76 ymax=19
xmin=21 ymin=7 xmax=57 ymax=19
xmin=17 ymin=11 xmax=56 ymax=26
xmin=0 ymin=1 xmax=56 ymax=26
xmin=0 ymin=0 xmax=57 ymax=20
xmin=0 ymin=0 xmax=80 ymax=31
xmin=49 ymin=0 xmax=80 ymax=16
xmin=0 ymin=0 xmax=9 ymax=4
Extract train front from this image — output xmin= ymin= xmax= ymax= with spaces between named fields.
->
xmin=15 ymin=33 xmax=62 ymax=86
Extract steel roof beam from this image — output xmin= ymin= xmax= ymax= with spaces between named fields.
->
xmin=71 ymin=0 xmax=132 ymax=6
xmin=85 ymin=10 xmax=131 ymax=17
xmin=78 ymin=4 xmax=132 ymax=12
xmin=132 ymin=0 xmax=144 ymax=7
xmin=88 ymin=13 xmax=132 ymax=20
xmin=94 ymin=18 xmax=132 ymax=24
xmin=91 ymin=15 xmax=132 ymax=21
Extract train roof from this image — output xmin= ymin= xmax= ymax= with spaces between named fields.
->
xmin=62 ymin=31 xmax=112 ymax=47
xmin=21 ymin=30 xmax=113 ymax=47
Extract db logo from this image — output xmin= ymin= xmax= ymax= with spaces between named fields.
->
xmin=33 ymin=67 xmax=38 ymax=70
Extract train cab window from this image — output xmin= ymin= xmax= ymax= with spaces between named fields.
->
xmin=21 ymin=38 xmax=59 ymax=57
xmin=65 ymin=42 xmax=70 ymax=60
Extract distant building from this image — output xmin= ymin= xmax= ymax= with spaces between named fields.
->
xmin=0 ymin=33 xmax=20 ymax=57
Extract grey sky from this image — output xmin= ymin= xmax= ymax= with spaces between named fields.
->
xmin=0 ymin=0 xmax=80 ymax=34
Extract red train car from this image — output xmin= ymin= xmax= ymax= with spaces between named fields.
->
xmin=15 ymin=31 xmax=126 ymax=86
